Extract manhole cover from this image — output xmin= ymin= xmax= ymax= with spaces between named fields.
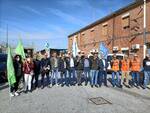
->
xmin=89 ymin=97 xmax=112 ymax=105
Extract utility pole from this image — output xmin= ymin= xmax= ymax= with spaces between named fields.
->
xmin=143 ymin=0 xmax=147 ymax=58
xmin=6 ymin=25 xmax=8 ymax=48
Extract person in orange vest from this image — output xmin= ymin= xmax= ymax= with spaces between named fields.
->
xmin=121 ymin=55 xmax=130 ymax=88
xmin=130 ymin=54 xmax=141 ymax=88
xmin=111 ymin=55 xmax=121 ymax=87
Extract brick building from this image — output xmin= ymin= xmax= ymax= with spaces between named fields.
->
xmin=68 ymin=0 xmax=150 ymax=60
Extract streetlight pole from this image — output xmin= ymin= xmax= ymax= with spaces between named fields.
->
xmin=143 ymin=0 xmax=147 ymax=58
xmin=6 ymin=25 xmax=8 ymax=48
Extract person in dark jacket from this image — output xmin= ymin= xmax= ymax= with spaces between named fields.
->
xmin=99 ymin=55 xmax=108 ymax=87
xmin=90 ymin=52 xmax=99 ymax=87
xmin=143 ymin=54 xmax=150 ymax=89
xmin=83 ymin=55 xmax=91 ymax=86
xmin=75 ymin=52 xmax=84 ymax=86
xmin=58 ymin=53 xmax=67 ymax=86
xmin=32 ymin=56 xmax=41 ymax=89
xmin=40 ymin=54 xmax=50 ymax=89
xmin=10 ymin=55 xmax=23 ymax=97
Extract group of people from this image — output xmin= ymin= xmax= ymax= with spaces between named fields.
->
xmin=10 ymin=50 xmax=150 ymax=97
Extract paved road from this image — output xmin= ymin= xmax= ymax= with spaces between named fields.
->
xmin=0 ymin=76 xmax=150 ymax=113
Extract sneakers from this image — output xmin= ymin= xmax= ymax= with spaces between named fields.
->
xmin=41 ymin=86 xmax=44 ymax=89
xmin=10 ymin=92 xmax=19 ymax=97
xmin=10 ymin=93 xmax=15 ymax=97
xmin=14 ymin=92 xmax=19 ymax=96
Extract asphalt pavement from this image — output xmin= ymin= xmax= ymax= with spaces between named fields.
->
xmin=0 ymin=74 xmax=150 ymax=113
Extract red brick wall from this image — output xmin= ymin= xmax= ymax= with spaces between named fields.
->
xmin=68 ymin=1 xmax=150 ymax=60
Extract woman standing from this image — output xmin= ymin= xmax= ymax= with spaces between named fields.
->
xmin=10 ymin=55 xmax=23 ymax=97
xmin=23 ymin=56 xmax=34 ymax=93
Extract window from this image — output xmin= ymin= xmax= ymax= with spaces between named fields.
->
xmin=102 ymin=23 xmax=108 ymax=36
xmin=90 ymin=28 xmax=94 ymax=32
xmin=81 ymin=32 xmax=85 ymax=36
xmin=122 ymin=13 xmax=130 ymax=29
xmin=147 ymin=42 xmax=150 ymax=54
xmin=147 ymin=42 xmax=150 ymax=49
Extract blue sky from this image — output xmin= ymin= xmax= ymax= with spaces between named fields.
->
xmin=0 ymin=0 xmax=134 ymax=51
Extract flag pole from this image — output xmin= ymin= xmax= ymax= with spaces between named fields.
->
xmin=143 ymin=0 xmax=147 ymax=58
xmin=6 ymin=26 xmax=12 ymax=102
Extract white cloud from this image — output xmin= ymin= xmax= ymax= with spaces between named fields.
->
xmin=58 ymin=0 xmax=85 ymax=7
xmin=48 ymin=8 xmax=86 ymax=26
xmin=20 ymin=6 xmax=44 ymax=16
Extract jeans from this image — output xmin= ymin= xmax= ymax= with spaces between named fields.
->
xmin=84 ymin=67 xmax=90 ymax=84
xmin=32 ymin=72 xmax=39 ymax=88
xmin=69 ymin=67 xmax=76 ymax=84
xmin=41 ymin=71 xmax=49 ymax=87
xmin=24 ymin=73 xmax=32 ymax=91
xmin=144 ymin=71 xmax=150 ymax=88
xmin=90 ymin=70 xmax=99 ymax=85
xmin=51 ymin=68 xmax=58 ymax=85
xmin=60 ymin=71 xmax=68 ymax=85
xmin=10 ymin=75 xmax=22 ymax=93
xmin=76 ymin=70 xmax=83 ymax=85
xmin=112 ymin=71 xmax=120 ymax=86
xmin=99 ymin=70 xmax=107 ymax=86
xmin=131 ymin=72 xmax=140 ymax=86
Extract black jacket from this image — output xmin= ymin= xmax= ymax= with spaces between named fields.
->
xmin=13 ymin=60 xmax=23 ymax=77
xmin=75 ymin=57 xmax=84 ymax=70
xmin=90 ymin=57 xmax=100 ymax=70
xmin=143 ymin=58 xmax=150 ymax=71
xmin=33 ymin=59 xmax=41 ymax=74
xmin=99 ymin=59 xmax=108 ymax=71
xmin=40 ymin=58 xmax=50 ymax=72
xmin=58 ymin=58 xmax=66 ymax=72
xmin=65 ymin=57 xmax=76 ymax=70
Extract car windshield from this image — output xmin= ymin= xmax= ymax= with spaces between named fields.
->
xmin=116 ymin=55 xmax=123 ymax=60
xmin=107 ymin=56 xmax=112 ymax=62
xmin=0 ymin=54 xmax=7 ymax=63
xmin=107 ymin=55 xmax=123 ymax=61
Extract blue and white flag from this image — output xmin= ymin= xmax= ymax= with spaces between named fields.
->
xmin=99 ymin=42 xmax=109 ymax=58
xmin=72 ymin=37 xmax=79 ymax=57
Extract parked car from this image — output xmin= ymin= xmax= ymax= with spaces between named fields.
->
xmin=0 ymin=53 xmax=7 ymax=83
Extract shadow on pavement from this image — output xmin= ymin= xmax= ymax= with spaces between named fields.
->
xmin=0 ymin=83 xmax=9 ymax=91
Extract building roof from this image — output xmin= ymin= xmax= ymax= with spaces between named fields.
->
xmin=68 ymin=0 xmax=145 ymax=38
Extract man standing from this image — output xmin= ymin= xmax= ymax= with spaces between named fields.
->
xmin=130 ymin=54 xmax=141 ymax=88
xmin=111 ymin=55 xmax=121 ymax=87
xmin=75 ymin=52 xmax=84 ymax=86
xmin=83 ymin=55 xmax=91 ymax=86
xmin=121 ymin=55 xmax=130 ymax=88
xmin=58 ymin=53 xmax=67 ymax=86
xmin=99 ymin=55 xmax=108 ymax=87
xmin=50 ymin=52 xmax=58 ymax=86
xmin=143 ymin=54 xmax=150 ymax=89
xmin=32 ymin=55 xmax=41 ymax=89
xmin=40 ymin=54 xmax=50 ymax=89
xmin=90 ymin=51 xmax=99 ymax=87
xmin=68 ymin=53 xmax=76 ymax=85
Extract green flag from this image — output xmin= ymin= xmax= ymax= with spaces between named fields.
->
xmin=7 ymin=47 xmax=16 ymax=86
xmin=15 ymin=39 xmax=25 ymax=59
